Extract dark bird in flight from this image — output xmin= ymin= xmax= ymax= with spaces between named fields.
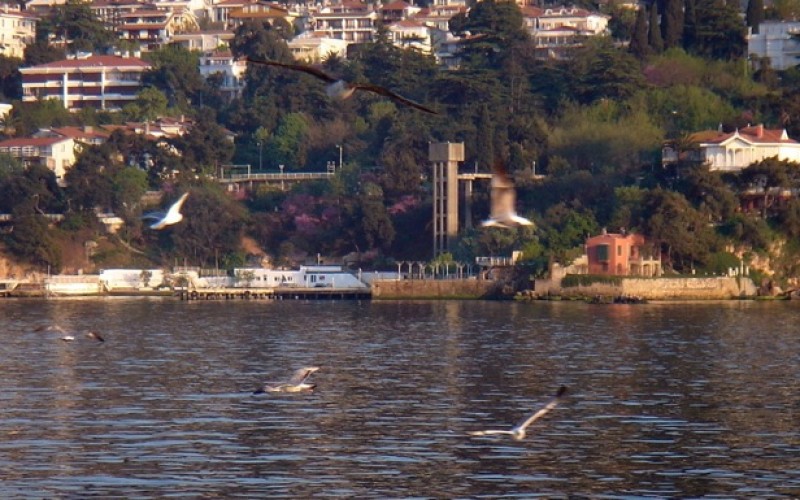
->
xmin=86 ymin=331 xmax=105 ymax=342
xmin=246 ymin=57 xmax=439 ymax=115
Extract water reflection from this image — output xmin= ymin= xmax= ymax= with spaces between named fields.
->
xmin=1 ymin=298 xmax=798 ymax=497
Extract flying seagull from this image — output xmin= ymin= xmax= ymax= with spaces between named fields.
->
xmin=86 ymin=331 xmax=105 ymax=342
xmin=142 ymin=192 xmax=189 ymax=230
xmin=481 ymin=161 xmax=534 ymax=229
xmin=468 ymin=386 xmax=567 ymax=440
xmin=254 ymin=366 xmax=320 ymax=394
xmin=36 ymin=324 xmax=75 ymax=342
xmin=246 ymin=57 xmax=439 ymax=115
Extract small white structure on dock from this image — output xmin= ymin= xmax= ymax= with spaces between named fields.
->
xmin=232 ymin=265 xmax=368 ymax=290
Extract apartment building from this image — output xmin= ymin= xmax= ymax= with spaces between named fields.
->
xmin=19 ymin=54 xmax=152 ymax=111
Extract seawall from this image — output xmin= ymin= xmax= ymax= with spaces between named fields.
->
xmin=371 ymin=279 xmax=499 ymax=299
xmin=549 ymin=276 xmax=758 ymax=300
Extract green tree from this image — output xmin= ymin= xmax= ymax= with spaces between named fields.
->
xmin=683 ymin=0 xmax=698 ymax=50
xmin=142 ymin=45 xmax=206 ymax=113
xmin=168 ymin=183 xmax=249 ymax=267
xmin=267 ymin=112 xmax=309 ymax=169
xmin=641 ymin=188 xmax=715 ymax=271
xmin=41 ymin=0 xmax=115 ymax=53
xmin=746 ymin=0 xmax=764 ymax=34
xmin=24 ymin=40 xmax=66 ymax=66
xmin=172 ymin=114 xmax=235 ymax=176
xmin=0 ymin=55 xmax=22 ymax=100
xmin=4 ymin=204 xmax=62 ymax=271
xmin=126 ymin=87 xmax=169 ymax=121
xmin=693 ymin=0 xmax=747 ymax=60
xmin=648 ymin=3 xmax=664 ymax=53
xmin=662 ymin=0 xmax=685 ymax=48
xmin=568 ymin=38 xmax=646 ymax=104
xmin=629 ymin=7 xmax=651 ymax=59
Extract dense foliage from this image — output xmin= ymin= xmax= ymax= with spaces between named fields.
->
xmin=3 ymin=1 xmax=800 ymax=285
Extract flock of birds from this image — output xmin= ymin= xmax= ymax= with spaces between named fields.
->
xmin=96 ymin=59 xmax=548 ymax=440
xmin=32 ymin=322 xmax=566 ymax=440
xmin=251 ymin=366 xmax=567 ymax=440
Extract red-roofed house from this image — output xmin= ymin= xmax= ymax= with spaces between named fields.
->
xmin=585 ymin=230 xmax=662 ymax=277
xmin=0 ymin=136 xmax=77 ymax=185
xmin=661 ymin=124 xmax=800 ymax=172
xmin=19 ymin=54 xmax=152 ymax=111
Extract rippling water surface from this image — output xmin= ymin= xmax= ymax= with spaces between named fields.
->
xmin=1 ymin=298 xmax=799 ymax=498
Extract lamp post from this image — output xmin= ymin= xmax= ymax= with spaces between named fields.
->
xmin=336 ymin=144 xmax=343 ymax=170
xmin=279 ymin=164 xmax=284 ymax=191
xmin=257 ymin=140 xmax=263 ymax=170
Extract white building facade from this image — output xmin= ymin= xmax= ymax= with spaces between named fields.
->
xmin=662 ymin=124 xmax=800 ymax=172
xmin=747 ymin=21 xmax=800 ymax=71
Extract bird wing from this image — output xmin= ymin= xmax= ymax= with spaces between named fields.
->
xmin=512 ymin=386 xmax=567 ymax=434
xmin=287 ymin=366 xmax=319 ymax=385
xmin=165 ymin=192 xmax=189 ymax=220
xmin=467 ymin=429 xmax=514 ymax=436
xmin=246 ymin=57 xmax=337 ymax=84
xmin=353 ymin=83 xmax=439 ymax=114
xmin=141 ymin=211 xmax=165 ymax=221
xmin=490 ymin=161 xmax=517 ymax=219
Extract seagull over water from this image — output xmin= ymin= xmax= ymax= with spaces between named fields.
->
xmin=468 ymin=386 xmax=567 ymax=440
xmin=254 ymin=367 xmax=320 ymax=394
xmin=481 ymin=161 xmax=534 ymax=229
xmin=35 ymin=324 xmax=74 ymax=342
xmin=246 ymin=57 xmax=439 ymax=115
xmin=143 ymin=192 xmax=189 ymax=230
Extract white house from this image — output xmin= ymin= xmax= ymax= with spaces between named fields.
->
xmin=0 ymin=136 xmax=77 ymax=186
xmin=662 ymin=124 xmax=800 ymax=172
xmin=747 ymin=21 xmax=800 ymax=71
xmin=198 ymin=49 xmax=246 ymax=100
xmin=0 ymin=5 xmax=37 ymax=59
xmin=388 ymin=19 xmax=433 ymax=53
xmin=287 ymin=33 xmax=349 ymax=63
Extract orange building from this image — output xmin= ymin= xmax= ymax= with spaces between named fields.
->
xmin=585 ymin=230 xmax=661 ymax=277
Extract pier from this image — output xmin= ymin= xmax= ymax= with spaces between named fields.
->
xmin=177 ymin=287 xmax=371 ymax=301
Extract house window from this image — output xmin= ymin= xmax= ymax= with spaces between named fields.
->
xmin=596 ymin=244 xmax=609 ymax=261
xmin=617 ymin=245 xmax=622 ymax=256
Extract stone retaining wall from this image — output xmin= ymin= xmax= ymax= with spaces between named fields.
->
xmin=371 ymin=279 xmax=499 ymax=299
xmin=556 ymin=276 xmax=757 ymax=300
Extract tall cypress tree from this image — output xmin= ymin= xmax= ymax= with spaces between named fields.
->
xmin=662 ymin=0 xmax=684 ymax=48
xmin=630 ymin=6 xmax=651 ymax=59
xmin=683 ymin=0 xmax=697 ymax=51
xmin=648 ymin=3 xmax=664 ymax=53
xmin=746 ymin=0 xmax=764 ymax=35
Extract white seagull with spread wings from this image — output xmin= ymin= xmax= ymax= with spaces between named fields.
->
xmin=246 ymin=58 xmax=439 ymax=115
xmin=254 ymin=366 xmax=320 ymax=394
xmin=143 ymin=192 xmax=189 ymax=230
xmin=468 ymin=386 xmax=567 ymax=440
xmin=481 ymin=161 xmax=533 ymax=229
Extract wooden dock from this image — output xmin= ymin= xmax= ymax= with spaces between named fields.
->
xmin=177 ymin=287 xmax=371 ymax=301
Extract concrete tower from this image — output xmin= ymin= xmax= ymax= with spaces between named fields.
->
xmin=430 ymin=142 xmax=465 ymax=256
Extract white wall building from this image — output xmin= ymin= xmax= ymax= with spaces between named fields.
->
xmin=233 ymin=265 xmax=368 ymax=289
xmin=747 ymin=21 xmax=800 ymax=71
xmin=198 ymin=50 xmax=246 ymax=99
xmin=662 ymin=124 xmax=800 ymax=172
xmin=0 ymin=5 xmax=37 ymax=59
xmin=19 ymin=54 xmax=152 ymax=111
xmin=287 ymin=33 xmax=349 ymax=63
